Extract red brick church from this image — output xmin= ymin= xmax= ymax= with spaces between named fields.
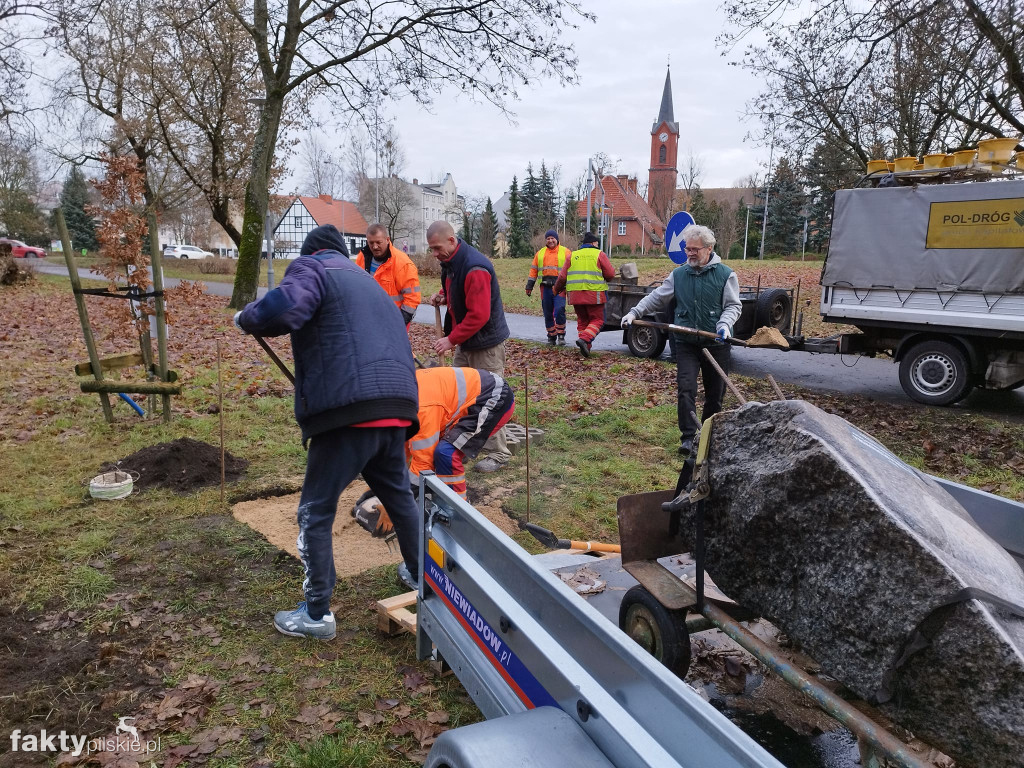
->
xmin=578 ymin=68 xmax=677 ymax=253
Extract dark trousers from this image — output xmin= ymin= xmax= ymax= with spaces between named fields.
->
xmin=676 ymin=342 xmax=731 ymax=441
xmin=540 ymin=284 xmax=566 ymax=338
xmin=297 ymin=426 xmax=419 ymax=618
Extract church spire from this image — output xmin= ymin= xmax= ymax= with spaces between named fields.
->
xmin=652 ymin=65 xmax=678 ymax=135
xmin=658 ymin=66 xmax=674 ymax=126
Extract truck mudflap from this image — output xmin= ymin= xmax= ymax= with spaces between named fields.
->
xmin=414 ymin=473 xmax=785 ymax=768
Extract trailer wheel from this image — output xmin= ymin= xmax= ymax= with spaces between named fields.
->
xmin=898 ymin=340 xmax=973 ymax=406
xmin=754 ymin=288 xmax=793 ymax=332
xmin=626 ymin=323 xmax=667 ymax=359
xmin=619 ymin=585 xmax=691 ymax=675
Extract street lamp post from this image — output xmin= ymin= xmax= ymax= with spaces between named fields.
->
xmin=759 ymin=114 xmax=776 ymax=261
xmin=743 ymin=205 xmax=751 ymax=261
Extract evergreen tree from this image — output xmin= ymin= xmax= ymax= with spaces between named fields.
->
xmin=478 ymin=197 xmax=497 ymax=257
xmin=801 ymin=141 xmax=860 ymax=254
xmin=460 ymin=210 xmax=475 ymax=247
xmin=56 ymin=167 xmax=98 ymax=251
xmin=520 ymin=163 xmax=540 ymax=235
xmin=686 ymin=187 xmax=723 ymax=234
xmin=537 ymin=161 xmax=557 ymax=232
xmin=506 ymin=176 xmax=530 ymax=258
xmin=765 ymin=157 xmax=806 ymax=255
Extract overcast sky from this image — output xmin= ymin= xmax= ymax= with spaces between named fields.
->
xmin=309 ymin=0 xmax=770 ymax=203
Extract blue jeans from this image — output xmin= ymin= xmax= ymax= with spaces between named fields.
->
xmin=296 ymin=426 xmax=420 ymax=618
xmin=541 ymin=284 xmax=566 ymax=338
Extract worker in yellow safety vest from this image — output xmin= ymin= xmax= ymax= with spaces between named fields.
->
xmin=525 ymin=229 xmax=570 ymax=345
xmin=553 ymin=231 xmax=616 ymax=358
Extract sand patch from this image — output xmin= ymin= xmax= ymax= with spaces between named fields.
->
xmin=232 ymin=484 xmax=402 ymax=578
xmin=232 ymin=482 xmax=521 ymax=578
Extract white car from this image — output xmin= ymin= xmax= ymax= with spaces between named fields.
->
xmin=163 ymin=244 xmax=215 ymax=259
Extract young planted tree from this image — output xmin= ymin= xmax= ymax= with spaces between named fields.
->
xmin=225 ymin=0 xmax=591 ymax=307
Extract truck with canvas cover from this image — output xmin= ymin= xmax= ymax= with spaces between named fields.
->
xmin=818 ymin=178 xmax=1024 ymax=405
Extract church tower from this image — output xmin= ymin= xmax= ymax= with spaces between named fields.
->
xmin=647 ymin=66 xmax=679 ymax=224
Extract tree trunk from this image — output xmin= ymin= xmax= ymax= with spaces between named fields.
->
xmin=230 ymin=98 xmax=284 ymax=308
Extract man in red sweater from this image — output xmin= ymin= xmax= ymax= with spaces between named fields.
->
xmin=427 ymin=220 xmax=513 ymax=472
xmin=554 ymin=231 xmax=616 ymax=357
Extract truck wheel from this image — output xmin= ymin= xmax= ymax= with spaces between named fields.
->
xmin=626 ymin=323 xmax=667 ymax=359
xmin=754 ymin=288 xmax=793 ymax=332
xmin=618 ymin=585 xmax=691 ymax=676
xmin=898 ymin=340 xmax=973 ymax=405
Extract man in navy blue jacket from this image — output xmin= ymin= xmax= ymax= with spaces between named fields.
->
xmin=235 ymin=225 xmax=421 ymax=641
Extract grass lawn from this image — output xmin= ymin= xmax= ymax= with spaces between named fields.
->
xmin=4 ymin=273 xmax=1021 ymax=766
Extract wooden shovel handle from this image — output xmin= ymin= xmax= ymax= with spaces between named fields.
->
xmin=632 ymin=318 xmax=748 ymax=347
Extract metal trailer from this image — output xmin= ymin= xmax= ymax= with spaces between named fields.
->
xmin=412 ymin=472 xmax=786 ymax=768
xmin=603 ymin=278 xmax=794 ymax=359
xmin=788 ymin=175 xmax=1024 ymax=406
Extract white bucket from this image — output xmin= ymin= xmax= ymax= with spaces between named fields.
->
xmin=89 ymin=470 xmax=135 ymax=500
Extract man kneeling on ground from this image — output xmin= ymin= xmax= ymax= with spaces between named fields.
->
xmin=354 ymin=367 xmax=515 ymax=538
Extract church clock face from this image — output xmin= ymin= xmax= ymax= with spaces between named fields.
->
xmin=659 ymin=132 xmax=668 ymax=142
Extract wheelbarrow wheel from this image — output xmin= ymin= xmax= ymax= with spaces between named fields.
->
xmin=618 ymin=585 xmax=691 ymax=676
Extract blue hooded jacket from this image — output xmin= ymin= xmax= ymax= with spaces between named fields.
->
xmin=237 ymin=225 xmax=418 ymax=443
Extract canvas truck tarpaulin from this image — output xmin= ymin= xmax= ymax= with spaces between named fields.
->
xmin=823 ymin=180 xmax=1024 ymax=294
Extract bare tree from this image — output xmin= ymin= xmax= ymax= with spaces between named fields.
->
xmin=224 ymin=0 xmax=592 ymax=307
xmin=149 ymin=0 xmax=265 ymax=246
xmin=720 ymin=0 xmax=1023 ymax=167
xmin=300 ymin=130 xmax=341 ymax=197
xmin=678 ymin=147 xmax=706 ymax=194
xmin=351 ymin=122 xmax=416 ymax=239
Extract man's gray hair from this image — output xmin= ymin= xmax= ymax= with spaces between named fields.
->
xmin=426 ymin=220 xmax=455 ymax=240
xmin=681 ymin=224 xmax=716 ymax=249
xmin=366 ymin=223 xmax=388 ymax=237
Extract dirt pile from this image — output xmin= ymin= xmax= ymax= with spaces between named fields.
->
xmin=103 ymin=437 xmax=247 ymax=493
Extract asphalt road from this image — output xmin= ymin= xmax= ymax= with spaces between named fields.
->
xmin=38 ymin=263 xmax=1024 ymax=420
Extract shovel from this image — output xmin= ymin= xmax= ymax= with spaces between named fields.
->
xmin=632 ymin=318 xmax=789 ymax=350
xmin=254 ymin=335 xmax=295 ymax=383
xmin=524 ymin=522 xmax=621 ymax=554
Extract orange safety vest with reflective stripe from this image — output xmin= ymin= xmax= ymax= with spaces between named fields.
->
xmin=529 ymin=245 xmax=570 ymax=280
xmin=353 ymin=245 xmax=421 ymax=315
xmin=406 ymin=367 xmax=483 ymax=487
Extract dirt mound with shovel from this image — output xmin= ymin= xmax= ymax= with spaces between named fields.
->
xmin=103 ymin=437 xmax=248 ymax=493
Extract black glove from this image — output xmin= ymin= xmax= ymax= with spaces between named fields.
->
xmin=401 ymin=307 xmax=415 ymax=325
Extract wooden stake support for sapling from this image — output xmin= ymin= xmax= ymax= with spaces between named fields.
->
xmin=60 ymin=206 xmax=179 ymax=423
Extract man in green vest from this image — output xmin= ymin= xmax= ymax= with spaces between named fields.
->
xmin=621 ymin=224 xmax=741 ymax=455
xmin=553 ymin=231 xmax=616 ymax=358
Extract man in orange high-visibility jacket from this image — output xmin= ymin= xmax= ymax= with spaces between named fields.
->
xmin=407 ymin=367 xmax=515 ymax=498
xmin=354 ymin=223 xmax=421 ymax=324
xmin=525 ymin=229 xmax=569 ymax=346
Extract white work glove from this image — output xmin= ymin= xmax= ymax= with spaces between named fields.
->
xmin=621 ymin=311 xmax=636 ymax=329
xmin=233 ymin=311 xmax=248 ymax=334
xmin=716 ymin=326 xmax=731 ymax=342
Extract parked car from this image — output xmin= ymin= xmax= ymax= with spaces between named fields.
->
xmin=163 ymin=244 xmax=215 ymax=259
xmin=0 ymin=237 xmax=46 ymax=258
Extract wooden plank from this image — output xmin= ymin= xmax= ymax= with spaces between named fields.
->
xmin=74 ymin=353 xmax=145 ymax=376
xmin=81 ymin=381 xmax=182 ymax=395
xmin=376 ymin=591 xmax=417 ymax=636
xmin=57 ymin=208 xmax=114 ymax=423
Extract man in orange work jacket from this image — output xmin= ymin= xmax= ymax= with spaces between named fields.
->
xmin=525 ymin=229 xmax=569 ymax=346
xmin=354 ymin=223 xmax=421 ymax=325
xmin=407 ymin=367 xmax=515 ymax=498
